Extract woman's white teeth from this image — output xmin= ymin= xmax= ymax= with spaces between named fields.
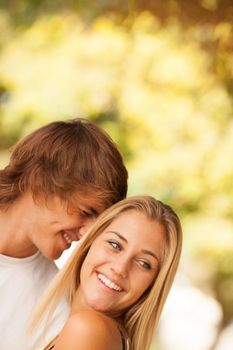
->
xmin=98 ymin=273 xmax=122 ymax=292
xmin=63 ymin=233 xmax=72 ymax=244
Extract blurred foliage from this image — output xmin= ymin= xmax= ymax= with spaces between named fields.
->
xmin=0 ymin=0 xmax=232 ymax=26
xmin=0 ymin=0 xmax=232 ymax=336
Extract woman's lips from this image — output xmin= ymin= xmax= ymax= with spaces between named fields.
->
xmin=97 ymin=272 xmax=124 ymax=292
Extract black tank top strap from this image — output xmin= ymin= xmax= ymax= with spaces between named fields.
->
xmin=122 ymin=335 xmax=126 ymax=350
xmin=118 ymin=326 xmax=127 ymax=350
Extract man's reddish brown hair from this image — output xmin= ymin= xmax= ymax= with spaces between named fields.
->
xmin=0 ymin=118 xmax=128 ymax=210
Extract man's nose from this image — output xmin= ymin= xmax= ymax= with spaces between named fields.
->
xmin=78 ymin=217 xmax=96 ymax=238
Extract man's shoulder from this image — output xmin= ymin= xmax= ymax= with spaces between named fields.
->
xmin=0 ymin=252 xmax=58 ymax=297
xmin=35 ymin=253 xmax=59 ymax=275
xmin=0 ymin=251 xmax=57 ymax=286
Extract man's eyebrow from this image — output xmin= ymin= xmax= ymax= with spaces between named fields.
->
xmin=107 ymin=231 xmax=160 ymax=263
xmin=79 ymin=207 xmax=98 ymax=216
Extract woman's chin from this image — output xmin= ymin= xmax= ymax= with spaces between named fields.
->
xmin=87 ymin=299 xmax=114 ymax=314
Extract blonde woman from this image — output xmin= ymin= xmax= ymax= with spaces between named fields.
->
xmin=30 ymin=196 xmax=182 ymax=350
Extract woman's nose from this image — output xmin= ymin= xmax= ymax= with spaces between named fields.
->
xmin=110 ymin=258 xmax=129 ymax=279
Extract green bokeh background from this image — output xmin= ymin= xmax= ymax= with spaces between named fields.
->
xmin=0 ymin=1 xmax=232 ymax=349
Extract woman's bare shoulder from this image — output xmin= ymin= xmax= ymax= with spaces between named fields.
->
xmin=53 ymin=310 xmax=122 ymax=350
xmin=66 ymin=310 xmax=118 ymax=335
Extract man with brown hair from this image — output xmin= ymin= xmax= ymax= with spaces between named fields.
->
xmin=0 ymin=118 xmax=128 ymax=350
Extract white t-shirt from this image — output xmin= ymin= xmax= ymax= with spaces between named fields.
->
xmin=0 ymin=251 xmax=70 ymax=350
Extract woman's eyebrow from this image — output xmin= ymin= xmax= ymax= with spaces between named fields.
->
xmin=141 ymin=249 xmax=159 ymax=263
xmin=107 ymin=231 xmax=128 ymax=243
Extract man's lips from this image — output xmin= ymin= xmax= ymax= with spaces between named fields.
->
xmin=62 ymin=230 xmax=79 ymax=245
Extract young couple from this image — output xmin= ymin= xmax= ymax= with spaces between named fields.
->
xmin=0 ymin=119 xmax=182 ymax=350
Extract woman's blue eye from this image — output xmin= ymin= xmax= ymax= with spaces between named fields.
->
xmin=108 ymin=240 xmax=121 ymax=250
xmin=139 ymin=260 xmax=151 ymax=270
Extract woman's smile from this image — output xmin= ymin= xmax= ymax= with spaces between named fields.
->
xmin=96 ymin=272 xmax=124 ymax=292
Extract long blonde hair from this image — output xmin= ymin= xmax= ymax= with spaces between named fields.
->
xmin=30 ymin=195 xmax=182 ymax=350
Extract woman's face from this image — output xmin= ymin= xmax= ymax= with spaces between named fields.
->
xmin=77 ymin=210 xmax=166 ymax=315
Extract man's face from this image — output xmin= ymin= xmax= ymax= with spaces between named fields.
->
xmin=24 ymin=192 xmax=104 ymax=260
